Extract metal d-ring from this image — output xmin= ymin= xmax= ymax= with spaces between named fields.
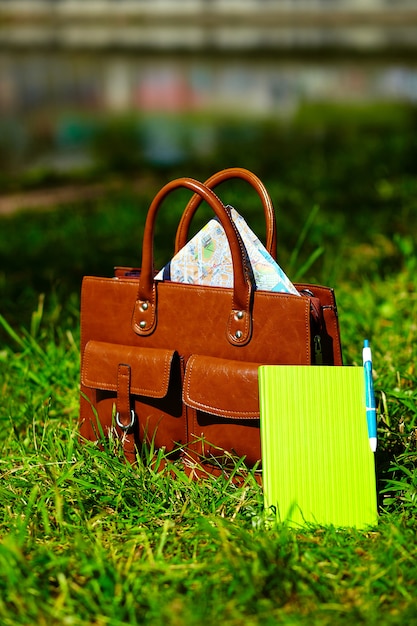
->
xmin=115 ymin=409 xmax=136 ymax=431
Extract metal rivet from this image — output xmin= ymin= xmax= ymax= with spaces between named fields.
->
xmin=236 ymin=311 xmax=244 ymax=320
xmin=235 ymin=330 xmax=243 ymax=339
xmin=139 ymin=320 xmax=146 ymax=329
xmin=142 ymin=302 xmax=148 ymax=311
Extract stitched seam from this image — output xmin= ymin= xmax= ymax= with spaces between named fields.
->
xmin=184 ymin=356 xmax=259 ymax=419
xmin=330 ymin=314 xmax=342 ymax=364
xmin=188 ymin=400 xmax=259 ymax=419
xmin=326 ymin=290 xmax=342 ymax=363
xmin=305 ymin=300 xmax=311 ymax=363
xmin=116 ymin=365 xmax=130 ymax=416
xmin=160 ymin=282 xmax=301 ymax=305
xmin=82 ymin=343 xmax=173 ymax=397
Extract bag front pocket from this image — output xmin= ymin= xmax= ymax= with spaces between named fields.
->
xmin=80 ymin=340 xmax=186 ymax=454
xmin=183 ymin=354 xmax=261 ymax=468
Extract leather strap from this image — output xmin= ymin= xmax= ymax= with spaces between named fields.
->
xmin=132 ymin=177 xmax=254 ymax=346
xmin=113 ymin=364 xmax=138 ymax=462
xmin=116 ymin=363 xmax=135 ymax=431
xmin=174 ymin=167 xmax=277 ymax=258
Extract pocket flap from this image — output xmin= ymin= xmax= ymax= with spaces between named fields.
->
xmin=183 ymin=354 xmax=260 ymax=419
xmin=82 ymin=340 xmax=175 ymax=398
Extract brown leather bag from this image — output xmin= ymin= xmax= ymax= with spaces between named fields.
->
xmin=79 ymin=169 xmax=342 ymax=476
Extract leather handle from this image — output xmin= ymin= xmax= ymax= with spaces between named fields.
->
xmin=174 ymin=167 xmax=277 ymax=259
xmin=133 ymin=177 xmax=254 ymax=346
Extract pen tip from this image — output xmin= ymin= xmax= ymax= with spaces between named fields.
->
xmin=369 ymin=437 xmax=377 ymax=453
xmin=364 ymin=339 xmax=369 ymax=348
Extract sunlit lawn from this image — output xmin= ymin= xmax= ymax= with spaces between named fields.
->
xmin=1 ymin=104 xmax=417 ymax=625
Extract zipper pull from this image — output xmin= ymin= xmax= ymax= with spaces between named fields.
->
xmin=314 ymin=335 xmax=323 ymax=365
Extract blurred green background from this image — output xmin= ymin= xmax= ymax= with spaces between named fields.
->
xmin=1 ymin=0 xmax=417 ymax=333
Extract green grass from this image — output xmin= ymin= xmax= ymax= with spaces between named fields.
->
xmin=1 ymin=103 xmax=417 ymax=624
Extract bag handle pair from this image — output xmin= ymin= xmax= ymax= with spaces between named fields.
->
xmin=133 ymin=169 xmax=277 ymax=347
xmin=174 ymin=167 xmax=277 ymax=258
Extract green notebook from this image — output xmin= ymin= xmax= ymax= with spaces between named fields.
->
xmin=259 ymin=366 xmax=377 ymax=529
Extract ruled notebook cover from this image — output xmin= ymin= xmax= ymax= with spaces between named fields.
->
xmin=259 ymin=366 xmax=378 ymax=528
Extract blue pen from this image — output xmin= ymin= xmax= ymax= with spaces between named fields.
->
xmin=363 ymin=339 xmax=377 ymax=452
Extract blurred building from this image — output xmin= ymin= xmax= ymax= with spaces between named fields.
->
xmin=1 ymin=0 xmax=417 ymax=53
xmin=1 ymin=0 xmax=417 ymax=171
